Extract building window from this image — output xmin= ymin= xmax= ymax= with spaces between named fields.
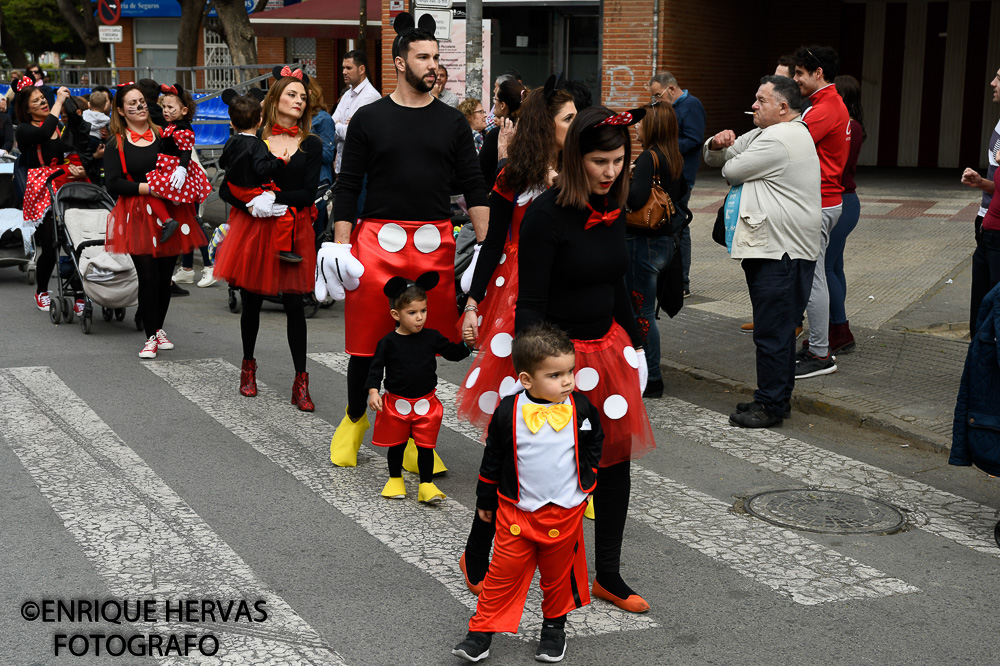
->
xmin=134 ymin=18 xmax=180 ymax=83
xmin=286 ymin=37 xmax=317 ymax=77
xmin=204 ymin=20 xmax=236 ymax=89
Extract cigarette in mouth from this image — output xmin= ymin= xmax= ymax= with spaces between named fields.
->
xmin=744 ymin=111 xmax=755 ymax=115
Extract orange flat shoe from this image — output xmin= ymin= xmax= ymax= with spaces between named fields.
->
xmin=459 ymin=553 xmax=483 ymax=596
xmin=592 ymin=579 xmax=650 ymax=613
xmin=740 ymin=322 xmax=754 ymax=331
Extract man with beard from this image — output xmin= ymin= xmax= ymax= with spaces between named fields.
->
xmin=319 ymin=13 xmax=489 ymax=471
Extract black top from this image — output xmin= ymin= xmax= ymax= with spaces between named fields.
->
xmin=626 ymin=147 xmax=690 ymax=237
xmin=365 ymin=327 xmax=470 ymax=398
xmin=0 ymin=113 xmax=13 ymax=152
xmin=159 ymin=119 xmax=193 ymax=168
xmin=104 ymin=136 xmax=161 ymax=197
xmin=515 ymin=188 xmax=642 ymax=346
xmin=16 ymin=115 xmax=68 ymax=168
xmin=221 ymin=134 xmax=321 ymax=211
xmin=218 ymin=134 xmax=285 ymax=189
xmin=333 ymin=96 xmax=488 ymax=222
xmin=475 ymin=391 xmax=603 ymax=511
xmin=478 ymin=127 xmax=501 ymax=192
xmin=468 ymin=189 xmax=515 ymax=303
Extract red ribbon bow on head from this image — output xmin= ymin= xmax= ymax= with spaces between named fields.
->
xmin=583 ymin=204 xmax=621 ymax=230
xmin=160 ymin=84 xmax=178 ymax=95
xmin=14 ymin=76 xmax=34 ymax=93
xmin=271 ymin=124 xmax=299 ymax=137
xmin=128 ymin=128 xmax=154 ymax=143
xmin=279 ymin=66 xmax=304 ymax=81
xmin=161 ymin=124 xmax=176 ymax=138
xmin=595 ymin=112 xmax=634 ymax=127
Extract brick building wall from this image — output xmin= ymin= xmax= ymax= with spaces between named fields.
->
xmin=380 ymin=0 xmax=396 ymax=96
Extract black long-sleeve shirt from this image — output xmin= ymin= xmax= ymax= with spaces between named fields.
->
xmin=159 ymin=119 xmax=194 ymax=168
xmin=104 ymin=135 xmax=161 ymax=198
xmin=468 ymin=189 xmax=516 ymax=302
xmin=221 ymin=134 xmax=321 ymax=211
xmin=365 ymin=327 xmax=470 ymax=398
xmin=515 ymin=188 xmax=642 ymax=346
xmin=333 ymin=96 xmax=488 ymax=222
xmin=16 ymin=115 xmax=67 ymax=168
xmin=626 ymin=147 xmax=689 ymax=237
xmin=0 ymin=114 xmax=13 ymax=152
xmin=218 ymin=134 xmax=285 ymax=189
xmin=478 ymin=127 xmax=501 ymax=192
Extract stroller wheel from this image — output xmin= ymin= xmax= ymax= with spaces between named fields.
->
xmin=115 ymin=308 xmax=125 ymax=322
xmin=63 ymin=297 xmax=74 ymax=324
xmin=102 ymin=307 xmax=113 ymax=321
xmin=228 ymin=289 xmax=242 ymax=314
xmin=26 ymin=268 xmax=35 ymax=285
xmin=81 ymin=309 xmax=92 ymax=335
xmin=49 ymin=293 xmax=61 ymax=325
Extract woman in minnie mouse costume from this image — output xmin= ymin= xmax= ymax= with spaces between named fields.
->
xmin=214 ymin=66 xmax=320 ymax=411
xmin=461 ymin=106 xmax=656 ymax=614
xmin=145 ymin=83 xmax=212 ymax=209
xmin=104 ymin=82 xmax=207 ymax=359
xmin=14 ymin=77 xmax=89 ymax=313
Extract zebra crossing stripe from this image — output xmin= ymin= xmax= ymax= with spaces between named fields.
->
xmin=645 ymin=396 xmax=1000 ymax=558
xmin=309 ymin=352 xmax=919 ymax=607
xmin=0 ymin=366 xmax=347 ymax=664
xmin=146 ymin=358 xmax=658 ymax=639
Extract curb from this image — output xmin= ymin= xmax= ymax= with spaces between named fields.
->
xmin=659 ymin=358 xmax=951 ymax=455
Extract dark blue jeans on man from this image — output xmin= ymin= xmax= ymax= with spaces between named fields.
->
xmin=742 ymin=254 xmax=816 ymax=416
xmin=971 ymin=228 xmax=1000 ymax=335
xmin=625 ymin=233 xmax=675 ymax=383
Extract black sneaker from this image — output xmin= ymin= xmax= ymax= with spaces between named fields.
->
xmin=729 ymin=401 xmax=783 ymax=428
xmin=170 ymin=282 xmax=190 ymax=296
xmin=279 ymin=251 xmax=303 ymax=263
xmin=535 ymin=621 xmax=566 ymax=663
xmin=737 ymin=400 xmax=791 ymax=418
xmin=453 ymin=631 xmax=492 ymax=662
xmin=161 ymin=218 xmax=179 ymax=243
xmin=795 ymin=350 xmax=837 ymax=379
xmin=642 ymin=378 xmax=664 ymax=399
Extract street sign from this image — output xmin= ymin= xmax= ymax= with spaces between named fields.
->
xmin=97 ymin=0 xmax=121 ymax=25
xmin=416 ymin=8 xmax=452 ymax=41
xmin=414 ymin=0 xmax=452 ymax=8
xmin=98 ymin=25 xmax=123 ymax=43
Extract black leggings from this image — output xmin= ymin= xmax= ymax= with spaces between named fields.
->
xmin=240 ymin=289 xmax=307 ymax=373
xmin=132 ymin=254 xmax=177 ymax=338
xmin=387 ymin=442 xmax=434 ymax=483
xmin=34 ymin=216 xmax=57 ymax=294
xmin=346 ymin=354 xmax=373 ymax=421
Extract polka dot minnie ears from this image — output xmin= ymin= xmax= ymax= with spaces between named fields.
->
xmin=272 ymin=65 xmax=310 ymax=86
xmin=384 ymin=272 xmax=440 ymax=301
xmin=594 ymin=108 xmax=646 ymax=128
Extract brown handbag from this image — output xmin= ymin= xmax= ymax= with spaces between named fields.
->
xmin=626 ymin=150 xmax=676 ymax=231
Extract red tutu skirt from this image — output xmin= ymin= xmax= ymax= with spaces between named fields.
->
xmin=213 ymin=205 xmax=316 ymax=295
xmin=146 ymin=154 xmax=213 ymax=204
xmin=23 ymin=166 xmax=86 ymax=225
xmin=105 ymin=195 xmax=205 ymax=257
xmin=457 ymin=321 xmax=655 ymax=466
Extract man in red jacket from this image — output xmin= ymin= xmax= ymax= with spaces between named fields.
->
xmin=792 ymin=45 xmax=850 ymax=379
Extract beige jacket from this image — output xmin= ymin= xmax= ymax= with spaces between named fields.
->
xmin=703 ymin=120 xmax=821 ymax=261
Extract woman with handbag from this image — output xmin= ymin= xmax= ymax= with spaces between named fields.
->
xmin=625 ymin=102 xmax=688 ymax=398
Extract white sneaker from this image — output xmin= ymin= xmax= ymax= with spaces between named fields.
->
xmin=155 ymin=329 xmax=174 ymax=350
xmin=139 ymin=336 xmax=158 ymax=359
xmin=172 ymin=268 xmax=196 ymax=284
xmin=197 ymin=266 xmax=218 ymax=288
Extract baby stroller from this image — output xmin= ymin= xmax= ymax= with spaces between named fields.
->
xmin=47 ymin=177 xmax=137 ymax=334
xmin=0 ymin=153 xmax=35 ymax=282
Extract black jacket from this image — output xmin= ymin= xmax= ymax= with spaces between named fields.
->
xmin=475 ymin=391 xmax=603 ymax=511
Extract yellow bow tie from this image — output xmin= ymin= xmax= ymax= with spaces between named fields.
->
xmin=522 ymin=403 xmax=573 ymax=434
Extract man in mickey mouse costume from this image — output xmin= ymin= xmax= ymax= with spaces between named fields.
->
xmin=318 ymin=12 xmax=489 ymax=470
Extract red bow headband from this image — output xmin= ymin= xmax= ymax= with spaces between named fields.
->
xmin=13 ymin=76 xmax=34 ymax=93
xmin=160 ymin=84 xmax=179 ymax=95
xmin=280 ymin=66 xmax=303 ymax=81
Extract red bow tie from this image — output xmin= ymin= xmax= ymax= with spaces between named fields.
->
xmin=129 ymin=128 xmax=154 ymax=143
xmin=583 ymin=204 xmax=621 ymax=230
xmin=279 ymin=66 xmax=304 ymax=81
xmin=271 ymin=124 xmax=299 ymax=137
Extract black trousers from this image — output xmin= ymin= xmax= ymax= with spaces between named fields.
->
xmin=970 ymin=227 xmax=1000 ymax=335
xmin=132 ymin=254 xmax=177 ymax=338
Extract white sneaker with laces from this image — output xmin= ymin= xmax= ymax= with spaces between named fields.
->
xmin=35 ymin=291 xmax=51 ymax=311
xmin=197 ymin=266 xmax=217 ymax=288
xmin=155 ymin=329 xmax=174 ymax=350
xmin=139 ymin=336 xmax=158 ymax=359
xmin=172 ymin=268 xmax=196 ymax=284
xmin=74 ymin=299 xmax=85 ymax=316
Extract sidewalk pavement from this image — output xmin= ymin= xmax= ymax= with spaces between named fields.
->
xmin=661 ymin=167 xmax=981 ymax=452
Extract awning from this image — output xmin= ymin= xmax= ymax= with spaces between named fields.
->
xmin=249 ymin=0 xmax=381 ymax=40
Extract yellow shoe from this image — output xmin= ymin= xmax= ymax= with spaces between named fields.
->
xmin=330 ymin=407 xmax=370 ymax=467
xmin=584 ymin=496 xmax=595 ymax=520
xmin=381 ymin=477 xmax=407 ymax=499
xmin=418 ymin=482 xmax=446 ymax=504
xmin=402 ymin=439 xmax=448 ymax=476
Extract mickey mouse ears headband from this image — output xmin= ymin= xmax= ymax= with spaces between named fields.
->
xmin=384 ymin=272 xmax=440 ymax=301
xmin=542 ymin=74 xmax=565 ymax=101
xmin=221 ymin=87 xmax=266 ymax=107
xmin=272 ymin=65 xmax=311 ymax=86
xmin=392 ymin=11 xmax=437 ymax=57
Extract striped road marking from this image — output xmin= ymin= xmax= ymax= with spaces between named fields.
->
xmin=645 ymin=397 xmax=1000 ymax=558
xmin=310 ymin=352 xmax=919 ymax=607
xmin=0 ymin=367 xmax=346 ymax=665
xmin=147 ymin=358 xmax=658 ymax=639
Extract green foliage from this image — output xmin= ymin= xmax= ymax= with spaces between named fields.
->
xmin=0 ymin=0 xmax=85 ymax=57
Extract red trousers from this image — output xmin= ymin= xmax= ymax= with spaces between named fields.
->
xmin=469 ymin=500 xmax=590 ymax=634
xmin=371 ymin=390 xmax=443 ymax=449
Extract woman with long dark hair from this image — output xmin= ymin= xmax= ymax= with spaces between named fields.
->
xmin=625 ymin=102 xmax=688 ymax=399
xmin=104 ymin=83 xmax=207 ymax=358
xmin=827 ymin=75 xmax=866 ymax=353
xmin=214 ymin=67 xmax=320 ymax=410
xmin=478 ymin=78 xmax=526 ymax=191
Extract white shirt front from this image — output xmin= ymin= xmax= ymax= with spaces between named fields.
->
xmin=332 ymin=77 xmax=381 ymax=174
xmin=513 ymin=393 xmax=588 ymax=513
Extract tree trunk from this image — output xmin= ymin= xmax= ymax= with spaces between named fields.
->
xmin=54 ymin=0 xmax=108 ymax=78
xmin=465 ymin=0 xmax=483 ymax=101
xmin=0 ymin=4 xmax=29 ymax=69
xmin=213 ymin=0 xmax=258 ymax=81
xmin=176 ymin=0 xmax=206 ymax=91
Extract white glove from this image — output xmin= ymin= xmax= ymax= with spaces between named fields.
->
xmin=636 ymin=349 xmax=648 ymax=394
xmin=315 ymin=241 xmax=365 ymax=301
xmin=460 ymin=243 xmax=482 ymax=294
xmin=264 ymin=203 xmax=289 ymax=217
xmin=499 ymin=378 xmax=523 ymax=399
xmin=248 ymin=191 xmax=276 ymax=218
xmin=169 ymin=166 xmax=187 ymax=190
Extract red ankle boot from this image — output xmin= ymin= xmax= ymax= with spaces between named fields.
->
xmin=240 ymin=358 xmax=257 ymax=397
xmin=291 ymin=371 xmax=314 ymax=412
xmin=829 ymin=322 xmax=856 ymax=354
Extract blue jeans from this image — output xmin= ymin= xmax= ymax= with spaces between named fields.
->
xmin=743 ymin=254 xmax=816 ymax=415
xmin=679 ymin=188 xmax=692 ymax=291
xmin=971 ymin=228 xmax=1000 ymax=335
xmin=180 ymin=244 xmax=211 ymax=269
xmin=826 ymin=192 xmax=859 ymax=324
xmin=625 ymin=234 xmax=675 ymax=382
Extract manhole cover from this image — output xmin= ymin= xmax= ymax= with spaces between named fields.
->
xmin=745 ymin=490 xmax=905 ymax=535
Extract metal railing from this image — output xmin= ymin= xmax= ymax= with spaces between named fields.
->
xmin=21 ymin=65 xmax=288 ymax=94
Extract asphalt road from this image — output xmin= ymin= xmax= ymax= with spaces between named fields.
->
xmin=1 ymin=266 xmax=997 ymax=666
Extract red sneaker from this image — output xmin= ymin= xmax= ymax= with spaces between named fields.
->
xmin=74 ymin=299 xmax=85 ymax=316
xmin=35 ymin=291 xmax=51 ymax=311
xmin=139 ymin=336 xmax=158 ymax=359
xmin=155 ymin=329 xmax=174 ymax=350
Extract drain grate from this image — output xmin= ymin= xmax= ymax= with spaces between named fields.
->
xmin=745 ymin=489 xmax=905 ymax=535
